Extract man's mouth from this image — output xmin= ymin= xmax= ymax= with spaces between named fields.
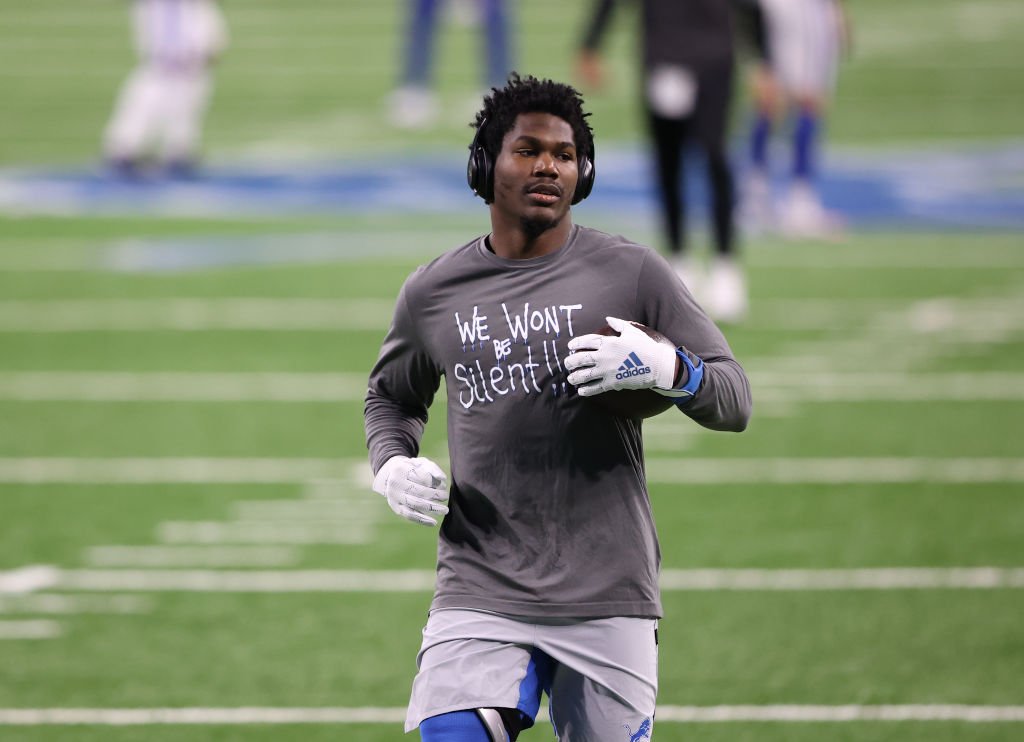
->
xmin=526 ymin=184 xmax=562 ymax=205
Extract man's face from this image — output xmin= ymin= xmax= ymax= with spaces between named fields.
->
xmin=491 ymin=112 xmax=580 ymax=237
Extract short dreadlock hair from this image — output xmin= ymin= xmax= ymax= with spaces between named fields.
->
xmin=471 ymin=73 xmax=595 ymax=165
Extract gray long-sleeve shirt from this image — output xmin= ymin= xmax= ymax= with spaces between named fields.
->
xmin=365 ymin=225 xmax=751 ymax=618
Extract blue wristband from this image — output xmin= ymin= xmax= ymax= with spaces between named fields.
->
xmin=673 ymin=348 xmax=704 ymax=401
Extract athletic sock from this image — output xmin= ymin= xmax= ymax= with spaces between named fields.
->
xmin=793 ymin=110 xmax=819 ymax=181
xmin=420 ymin=710 xmax=495 ymax=741
xmin=750 ymin=113 xmax=772 ymax=171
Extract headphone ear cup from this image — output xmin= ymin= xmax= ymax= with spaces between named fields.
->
xmin=572 ymin=155 xmax=595 ymax=205
xmin=476 ymin=147 xmax=494 ymax=203
xmin=467 ymin=131 xmax=494 ymax=203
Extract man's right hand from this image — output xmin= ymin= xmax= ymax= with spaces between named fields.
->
xmin=575 ymin=49 xmax=606 ymax=90
xmin=372 ymin=456 xmax=449 ymax=527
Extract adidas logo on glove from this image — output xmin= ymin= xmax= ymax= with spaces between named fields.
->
xmin=615 ymin=352 xmax=652 ymax=380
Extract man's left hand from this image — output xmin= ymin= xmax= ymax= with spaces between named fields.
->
xmin=565 ymin=316 xmax=678 ymax=397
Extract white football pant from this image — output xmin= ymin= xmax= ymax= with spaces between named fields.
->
xmin=760 ymin=0 xmax=842 ymax=98
xmin=103 ymin=64 xmax=212 ymax=165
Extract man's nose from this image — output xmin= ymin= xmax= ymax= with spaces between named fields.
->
xmin=533 ymin=153 xmax=557 ymax=175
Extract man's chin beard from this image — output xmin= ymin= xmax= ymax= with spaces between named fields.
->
xmin=520 ymin=212 xmax=563 ymax=240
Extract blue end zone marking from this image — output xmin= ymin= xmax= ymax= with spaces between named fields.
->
xmin=1 ymin=143 xmax=1022 ymax=229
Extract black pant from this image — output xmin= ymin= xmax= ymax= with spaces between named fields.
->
xmin=645 ymin=60 xmax=735 ymax=256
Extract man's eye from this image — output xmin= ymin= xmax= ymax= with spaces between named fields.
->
xmin=517 ymin=149 xmax=535 ymax=156
xmin=559 ymin=153 xmax=575 ymax=161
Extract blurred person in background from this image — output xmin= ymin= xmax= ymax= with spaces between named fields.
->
xmin=365 ymin=74 xmax=750 ymax=741
xmin=103 ymin=0 xmax=229 ymax=178
xmin=576 ymin=0 xmax=747 ymax=323
xmin=741 ymin=0 xmax=849 ymax=239
xmin=388 ymin=0 xmax=514 ymax=129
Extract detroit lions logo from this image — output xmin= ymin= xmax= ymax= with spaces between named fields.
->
xmin=624 ymin=717 xmax=652 ymax=741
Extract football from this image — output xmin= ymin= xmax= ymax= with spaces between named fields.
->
xmin=584 ymin=321 xmax=678 ymax=420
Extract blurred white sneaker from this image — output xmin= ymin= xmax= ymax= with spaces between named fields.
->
xmin=672 ymin=254 xmax=703 ymax=301
xmin=740 ymin=171 xmax=776 ymax=235
xmin=780 ymin=182 xmax=844 ymax=241
xmin=387 ymin=86 xmax=439 ymax=130
xmin=706 ymin=256 xmax=748 ymax=324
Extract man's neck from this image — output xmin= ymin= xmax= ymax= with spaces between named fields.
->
xmin=487 ymin=216 xmax=574 ymax=260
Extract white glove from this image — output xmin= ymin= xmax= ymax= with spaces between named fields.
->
xmin=372 ymin=456 xmax=449 ymax=527
xmin=565 ymin=316 xmax=678 ymax=397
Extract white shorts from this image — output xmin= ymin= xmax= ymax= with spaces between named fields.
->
xmin=760 ymin=0 xmax=842 ymax=97
xmin=406 ymin=608 xmax=659 ymax=741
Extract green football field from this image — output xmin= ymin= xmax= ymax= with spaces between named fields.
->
xmin=2 ymin=1 xmax=1023 ymax=741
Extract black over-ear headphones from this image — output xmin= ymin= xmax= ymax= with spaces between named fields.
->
xmin=467 ymin=117 xmax=596 ymax=205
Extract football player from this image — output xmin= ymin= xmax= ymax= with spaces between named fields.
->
xmin=388 ymin=0 xmax=514 ymax=129
xmin=103 ymin=0 xmax=228 ymax=177
xmin=576 ymin=0 xmax=747 ymax=322
xmin=741 ymin=0 xmax=850 ymax=238
xmin=365 ymin=73 xmax=751 ymax=741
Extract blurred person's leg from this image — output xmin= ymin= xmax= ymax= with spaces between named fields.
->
xmin=693 ymin=62 xmax=735 ymax=258
xmin=792 ymin=98 xmax=820 ymax=184
xmin=647 ymin=110 xmax=700 ymax=293
xmin=103 ymin=65 xmax=163 ymax=176
xmin=695 ymin=61 xmax=746 ymax=323
xmin=647 ymin=114 xmax=686 ymax=254
xmin=765 ymin=0 xmax=844 ymax=239
xmin=781 ymin=96 xmax=843 ymax=240
xmin=741 ymin=62 xmax=781 ymax=233
xmin=390 ymin=0 xmax=443 ymax=128
xmin=644 ymin=64 xmax=703 ymax=293
xmin=480 ymin=0 xmax=512 ymax=89
xmin=160 ymin=67 xmax=213 ymax=177
xmin=750 ymin=113 xmax=771 ymax=175
xmin=403 ymin=0 xmax=440 ymax=87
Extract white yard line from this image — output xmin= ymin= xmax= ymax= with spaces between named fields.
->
xmin=0 ymin=299 xmax=393 ymax=331
xmin=0 ymin=238 xmax=1021 ymax=273
xmin=2 ymin=457 xmax=1023 ymax=484
xmin=233 ymin=499 xmax=380 ymax=520
xmin=0 ymin=594 xmax=150 ymax=615
xmin=0 ymin=619 xmax=61 ymax=639
xmin=53 ymin=569 xmax=436 ymax=593
xmin=0 ymin=565 xmax=59 ymax=593
xmin=0 ymin=705 xmax=1021 ymax=725
xmin=157 ymin=521 xmax=374 ymax=545
xmin=2 ymin=370 xmax=1024 ymax=401
xmin=0 ymin=37 xmax=407 ymax=52
xmin=646 ymin=458 xmax=1024 ymax=484
xmin=749 ymin=372 xmax=1024 ymax=401
xmin=747 ymin=291 xmax=1024 ymax=378
xmin=0 ymin=372 xmax=368 ymax=401
xmin=0 ymin=230 xmax=463 ymax=272
xmin=87 ymin=546 xmax=300 ymax=568
xmin=748 ymin=246 xmax=1024 ymax=269
xmin=16 ymin=567 xmax=1021 ymax=593
xmin=0 ymin=458 xmax=352 ymax=483
xmin=0 ymin=297 xmax=1021 ymax=333
xmin=655 ymin=705 xmax=1024 ymax=722
xmin=3 ymin=7 xmax=407 ymax=25
xmin=633 ymin=421 xmax=699 ymax=453
xmin=658 ymin=568 xmax=1024 ymax=590
xmin=0 ymin=66 xmax=394 ymax=79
